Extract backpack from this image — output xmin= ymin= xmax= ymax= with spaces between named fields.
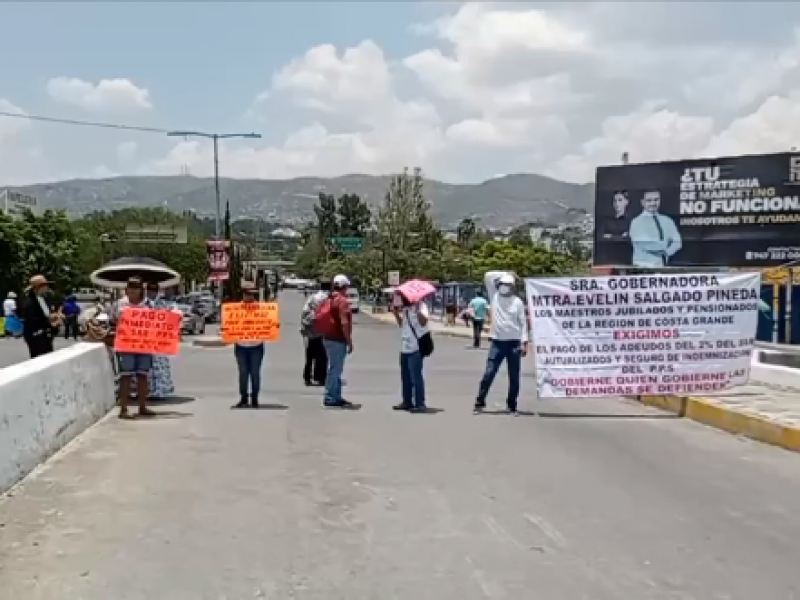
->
xmin=313 ymin=297 xmax=340 ymax=339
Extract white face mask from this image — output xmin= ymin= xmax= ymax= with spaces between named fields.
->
xmin=498 ymin=284 xmax=512 ymax=296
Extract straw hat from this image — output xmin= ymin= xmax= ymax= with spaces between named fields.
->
xmin=26 ymin=274 xmax=51 ymax=291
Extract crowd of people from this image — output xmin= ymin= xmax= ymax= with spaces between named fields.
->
xmin=4 ymin=268 xmax=530 ymax=419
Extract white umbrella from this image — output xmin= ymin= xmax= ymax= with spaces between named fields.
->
xmin=90 ymin=256 xmax=181 ymax=289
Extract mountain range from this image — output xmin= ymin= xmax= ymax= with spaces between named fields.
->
xmin=6 ymin=173 xmax=594 ymax=228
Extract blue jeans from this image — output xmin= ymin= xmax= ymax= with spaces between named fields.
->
xmin=476 ymin=340 xmax=522 ymax=410
xmin=323 ymin=339 xmax=347 ymax=404
xmin=400 ymin=351 xmax=426 ymax=408
xmin=117 ymin=352 xmax=154 ymax=376
xmin=234 ymin=344 xmax=265 ymax=400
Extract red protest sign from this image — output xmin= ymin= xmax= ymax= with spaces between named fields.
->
xmin=114 ymin=307 xmax=181 ymax=355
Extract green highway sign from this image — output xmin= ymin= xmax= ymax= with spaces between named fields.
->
xmin=328 ymin=237 xmax=363 ymax=253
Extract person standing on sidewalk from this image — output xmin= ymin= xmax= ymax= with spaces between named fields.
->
xmin=233 ymin=283 xmax=266 ymax=409
xmin=22 ymin=275 xmax=60 ymax=359
xmin=300 ymin=280 xmax=330 ymax=386
xmin=468 ymin=291 xmax=489 ymax=349
xmin=61 ymin=294 xmax=81 ymax=340
xmin=316 ymin=274 xmax=354 ymax=408
xmin=473 ymin=273 xmax=529 ymax=416
xmin=392 ymin=290 xmax=430 ymax=412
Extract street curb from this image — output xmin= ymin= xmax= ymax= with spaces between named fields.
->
xmin=362 ymin=311 xmax=488 ymax=341
xmin=192 ymin=336 xmax=226 ymax=348
xmin=638 ymin=395 xmax=800 ymax=453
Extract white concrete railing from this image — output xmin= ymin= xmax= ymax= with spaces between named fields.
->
xmin=749 ymin=351 xmax=800 ymax=390
xmin=0 ymin=343 xmax=115 ymax=494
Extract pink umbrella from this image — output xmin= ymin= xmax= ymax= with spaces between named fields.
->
xmin=397 ymin=279 xmax=436 ymax=303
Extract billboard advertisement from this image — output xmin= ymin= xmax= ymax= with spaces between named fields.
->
xmin=1 ymin=190 xmax=38 ymax=218
xmin=594 ymin=152 xmax=800 ymax=268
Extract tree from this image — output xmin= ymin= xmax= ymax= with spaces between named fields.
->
xmin=472 ymin=240 xmax=584 ymax=279
xmin=456 ymin=217 xmax=477 ymax=249
xmin=337 ymin=193 xmax=372 ymax=238
xmin=315 ymin=193 xmax=339 ymax=242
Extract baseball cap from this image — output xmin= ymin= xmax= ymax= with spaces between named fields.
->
xmin=333 ymin=274 xmax=350 ymax=287
xmin=499 ymin=273 xmax=515 ymax=285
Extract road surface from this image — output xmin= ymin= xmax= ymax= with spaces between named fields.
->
xmin=1 ymin=292 xmax=800 ymax=599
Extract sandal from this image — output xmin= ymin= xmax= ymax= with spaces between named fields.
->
xmin=118 ymin=411 xmax=135 ymax=420
xmin=138 ymin=408 xmax=157 ymax=418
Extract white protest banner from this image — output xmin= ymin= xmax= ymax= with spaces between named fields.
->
xmin=525 ymin=272 xmax=761 ymax=398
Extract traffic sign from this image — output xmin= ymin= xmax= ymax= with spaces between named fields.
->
xmin=328 ymin=237 xmax=363 ymax=253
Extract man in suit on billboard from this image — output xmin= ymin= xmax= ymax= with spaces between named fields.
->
xmin=628 ymin=190 xmax=682 ymax=267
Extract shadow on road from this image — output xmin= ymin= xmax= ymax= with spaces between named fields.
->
xmin=231 ymin=403 xmax=289 ymax=410
xmin=151 ymin=396 xmax=197 ymax=406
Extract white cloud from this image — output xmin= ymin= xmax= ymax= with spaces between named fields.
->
xmin=47 ymin=77 xmax=153 ymax=113
xmin=9 ymin=3 xmax=800 ymax=188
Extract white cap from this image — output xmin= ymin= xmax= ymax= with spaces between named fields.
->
xmin=499 ymin=273 xmax=515 ymax=285
xmin=333 ymin=274 xmax=350 ymax=287
xmin=7 ymin=291 xmax=16 ymax=298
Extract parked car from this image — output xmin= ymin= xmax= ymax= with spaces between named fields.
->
xmin=176 ymin=303 xmax=205 ymax=335
xmin=346 ymin=288 xmax=361 ymax=314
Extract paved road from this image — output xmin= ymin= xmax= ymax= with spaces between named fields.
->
xmin=2 ymin=292 xmax=800 ymax=599
xmin=0 ymin=337 xmax=78 ymax=369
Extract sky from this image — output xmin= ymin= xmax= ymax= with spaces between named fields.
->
xmin=3 ymin=1 xmax=800 ymax=187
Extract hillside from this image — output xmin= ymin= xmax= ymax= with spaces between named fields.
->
xmin=6 ymin=173 xmax=594 ymax=228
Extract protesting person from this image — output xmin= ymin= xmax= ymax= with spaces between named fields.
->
xmin=468 ymin=291 xmax=489 ymax=349
xmin=22 ymin=275 xmax=60 ymax=359
xmin=392 ymin=290 xmax=430 ymax=412
xmin=474 ymin=273 xmax=528 ymax=416
xmin=113 ymin=277 xmax=155 ymax=419
xmin=300 ymin=280 xmax=329 ymax=386
xmin=315 ymin=274 xmax=354 ymax=408
xmin=61 ymin=294 xmax=81 ymax=340
xmin=3 ymin=291 xmax=23 ymax=339
xmin=145 ymin=281 xmax=175 ymax=401
xmin=232 ymin=283 xmax=266 ymax=409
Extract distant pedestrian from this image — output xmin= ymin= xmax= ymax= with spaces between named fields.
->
xmin=61 ymin=294 xmax=81 ymax=340
xmin=474 ymin=273 xmax=529 ymax=416
xmin=3 ymin=291 xmax=22 ymax=339
xmin=232 ymin=283 xmax=266 ymax=408
xmin=300 ymin=280 xmax=330 ymax=386
xmin=468 ymin=291 xmax=489 ymax=349
xmin=392 ymin=290 xmax=430 ymax=413
xmin=315 ymin=274 xmax=354 ymax=408
xmin=22 ymin=275 xmax=60 ymax=359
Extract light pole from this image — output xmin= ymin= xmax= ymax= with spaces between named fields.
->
xmin=166 ymin=131 xmax=261 ymax=240
xmin=166 ymin=130 xmax=261 ymax=301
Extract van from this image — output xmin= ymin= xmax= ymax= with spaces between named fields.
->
xmin=346 ymin=288 xmax=360 ymax=313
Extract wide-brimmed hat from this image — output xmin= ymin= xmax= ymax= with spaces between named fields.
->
xmin=26 ymin=274 xmax=51 ymax=291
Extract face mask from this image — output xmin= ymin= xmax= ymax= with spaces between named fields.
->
xmin=498 ymin=284 xmax=512 ymax=296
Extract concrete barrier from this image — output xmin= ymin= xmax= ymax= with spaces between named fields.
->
xmin=0 ymin=343 xmax=116 ymax=494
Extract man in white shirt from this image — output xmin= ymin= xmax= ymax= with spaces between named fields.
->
xmin=628 ymin=190 xmax=682 ymax=267
xmin=475 ymin=272 xmax=529 ymax=415
xmin=392 ymin=292 xmax=430 ymax=412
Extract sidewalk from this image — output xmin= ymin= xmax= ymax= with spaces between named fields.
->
xmin=364 ymin=309 xmax=800 ymax=454
xmin=364 ymin=309 xmax=489 ymax=342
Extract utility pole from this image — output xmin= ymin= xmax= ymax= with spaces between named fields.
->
xmin=166 ymin=130 xmax=261 ymax=299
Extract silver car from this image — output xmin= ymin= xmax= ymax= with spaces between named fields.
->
xmin=176 ymin=303 xmax=205 ymax=335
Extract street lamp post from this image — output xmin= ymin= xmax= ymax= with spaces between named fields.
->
xmin=166 ymin=130 xmax=261 ymax=299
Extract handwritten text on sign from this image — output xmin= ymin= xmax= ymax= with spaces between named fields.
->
xmin=114 ymin=308 xmax=182 ymax=355
xmin=525 ymin=272 xmax=761 ymax=398
xmin=222 ymin=302 xmax=280 ymax=343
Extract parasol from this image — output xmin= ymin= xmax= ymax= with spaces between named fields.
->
xmin=396 ymin=279 xmax=436 ymax=303
xmin=90 ymin=256 xmax=181 ymax=289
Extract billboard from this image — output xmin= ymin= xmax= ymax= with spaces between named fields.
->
xmin=594 ymin=152 xmax=800 ymax=268
xmin=1 ymin=190 xmax=38 ymax=218
xmin=125 ymin=224 xmax=188 ymax=244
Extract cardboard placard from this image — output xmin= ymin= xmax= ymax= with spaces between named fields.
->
xmin=114 ymin=308 xmax=182 ymax=355
xmin=222 ymin=302 xmax=280 ymax=343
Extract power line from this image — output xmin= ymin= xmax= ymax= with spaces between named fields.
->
xmin=0 ymin=110 xmax=172 ymax=134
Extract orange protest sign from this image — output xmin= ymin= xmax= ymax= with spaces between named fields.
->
xmin=113 ymin=308 xmax=182 ymax=355
xmin=222 ymin=302 xmax=280 ymax=344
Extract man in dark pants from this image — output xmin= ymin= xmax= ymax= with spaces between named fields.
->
xmin=61 ymin=294 xmax=81 ymax=340
xmin=301 ymin=280 xmax=330 ymax=385
xmin=22 ymin=274 xmax=59 ymax=359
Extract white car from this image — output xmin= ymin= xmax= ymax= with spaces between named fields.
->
xmin=346 ymin=288 xmax=360 ymax=314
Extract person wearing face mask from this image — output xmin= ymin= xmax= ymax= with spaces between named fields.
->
xmin=22 ymin=274 xmax=61 ymax=359
xmin=473 ymin=272 xmax=529 ymax=416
